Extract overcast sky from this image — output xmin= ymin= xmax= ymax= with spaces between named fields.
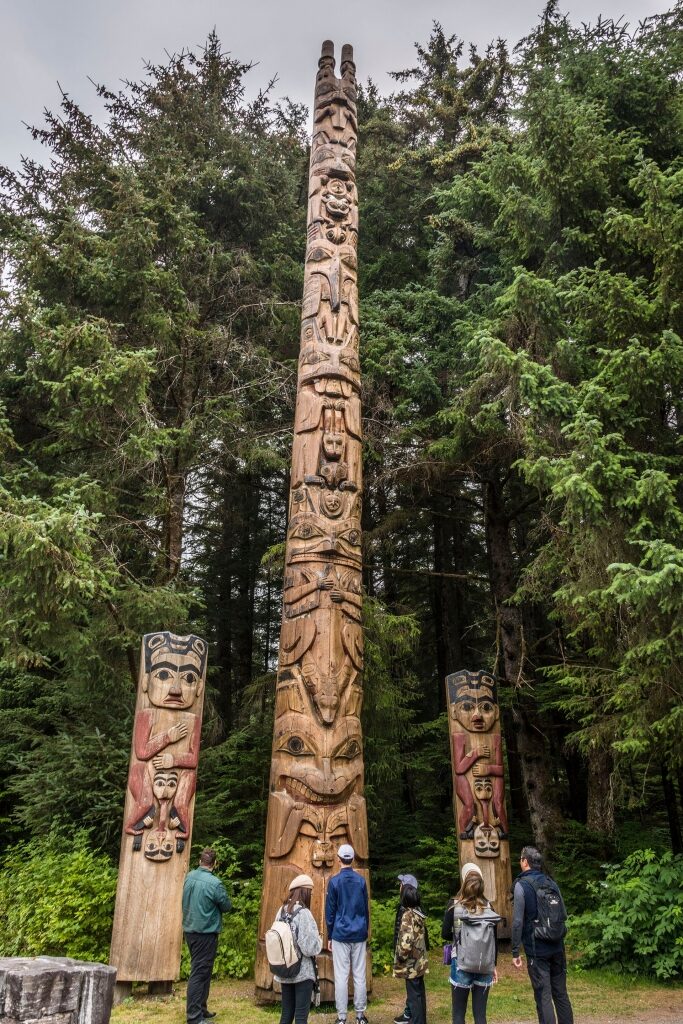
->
xmin=1 ymin=0 xmax=664 ymax=170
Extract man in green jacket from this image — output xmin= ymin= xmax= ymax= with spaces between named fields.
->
xmin=182 ymin=848 xmax=232 ymax=1024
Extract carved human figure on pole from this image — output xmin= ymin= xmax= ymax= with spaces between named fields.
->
xmin=110 ymin=631 xmax=208 ymax=986
xmin=450 ymin=673 xmax=508 ymax=840
xmin=124 ymin=632 xmax=206 ymax=857
xmin=446 ymin=669 xmax=513 ymax=935
xmin=256 ymin=40 xmax=368 ymax=1004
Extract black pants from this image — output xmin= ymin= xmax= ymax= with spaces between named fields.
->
xmin=405 ymin=976 xmax=427 ymax=1024
xmin=185 ymin=931 xmax=219 ymax=1024
xmin=279 ymin=979 xmax=314 ymax=1024
xmin=527 ymin=951 xmax=574 ymax=1024
xmin=451 ymin=983 xmax=490 ymax=1024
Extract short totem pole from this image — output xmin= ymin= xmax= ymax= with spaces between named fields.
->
xmin=255 ymin=40 xmax=369 ymax=1003
xmin=446 ymin=670 xmax=513 ymax=936
xmin=110 ymin=632 xmax=208 ymax=989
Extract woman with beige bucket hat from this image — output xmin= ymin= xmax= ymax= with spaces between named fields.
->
xmin=272 ymin=873 xmax=323 ymax=1024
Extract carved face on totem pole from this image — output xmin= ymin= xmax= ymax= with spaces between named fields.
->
xmin=450 ymin=675 xmax=499 ymax=733
xmin=125 ymin=632 xmax=207 ymax=861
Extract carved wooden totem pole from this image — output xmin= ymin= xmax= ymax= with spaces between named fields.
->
xmin=110 ymin=632 xmax=207 ymax=988
xmin=446 ymin=670 xmax=513 ymax=937
xmin=255 ymin=40 xmax=369 ymax=1003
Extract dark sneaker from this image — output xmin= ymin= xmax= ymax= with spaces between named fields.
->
xmin=393 ymin=1014 xmax=410 ymax=1024
xmin=356 ymin=1015 xmax=369 ymax=1024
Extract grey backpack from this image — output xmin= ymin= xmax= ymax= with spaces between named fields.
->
xmin=454 ymin=903 xmax=501 ymax=974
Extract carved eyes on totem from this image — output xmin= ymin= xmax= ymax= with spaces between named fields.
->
xmin=460 ymin=701 xmax=495 ymax=714
xmin=277 ymin=735 xmax=362 ymax=759
xmin=336 ymin=739 xmax=361 ymax=760
xmin=300 ymin=349 xmax=327 ymax=366
xmin=153 ymin=668 xmax=197 ymax=685
xmin=290 ymin=522 xmax=325 ymax=540
xmin=279 ymin=735 xmax=314 ymax=756
xmin=339 ymin=353 xmax=359 ymax=371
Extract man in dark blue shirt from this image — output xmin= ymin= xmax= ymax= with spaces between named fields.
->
xmin=512 ymin=845 xmax=573 ymax=1024
xmin=325 ymin=844 xmax=369 ymax=1024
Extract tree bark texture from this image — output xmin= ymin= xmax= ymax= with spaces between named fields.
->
xmin=255 ymin=41 xmax=370 ymax=1004
xmin=483 ymin=473 xmax=563 ymax=852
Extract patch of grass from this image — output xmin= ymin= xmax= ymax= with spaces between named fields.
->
xmin=112 ymin=954 xmax=682 ymax=1024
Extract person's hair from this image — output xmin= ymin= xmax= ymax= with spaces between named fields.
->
xmin=455 ymin=871 xmax=487 ymax=913
xmin=400 ymin=883 xmax=419 ymax=909
xmin=285 ymin=886 xmax=312 ymax=913
xmin=199 ymin=847 xmax=217 ymax=867
xmin=520 ymin=845 xmax=543 ymax=871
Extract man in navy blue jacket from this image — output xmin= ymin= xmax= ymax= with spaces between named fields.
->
xmin=325 ymin=844 xmax=369 ymax=1024
xmin=512 ymin=845 xmax=574 ymax=1024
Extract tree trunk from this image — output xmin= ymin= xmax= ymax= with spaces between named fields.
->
xmin=564 ymin=747 xmax=588 ymax=823
xmin=431 ymin=494 xmax=464 ymax=713
xmin=163 ymin=471 xmax=185 ymax=581
xmin=501 ymin=706 xmax=530 ymax=826
xmin=586 ymin=745 xmax=615 ymax=835
xmin=484 ymin=472 xmax=563 ymax=852
xmin=662 ymin=763 xmax=683 ymax=854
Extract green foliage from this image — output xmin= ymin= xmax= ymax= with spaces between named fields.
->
xmin=550 ymin=821 xmax=616 ymax=913
xmin=0 ymin=832 xmax=117 ymax=961
xmin=571 ymin=850 xmax=683 ymax=979
xmin=370 ymin=898 xmax=399 ymax=974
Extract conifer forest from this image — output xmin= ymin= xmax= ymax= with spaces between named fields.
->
xmin=1 ymin=1 xmax=683 ymax=979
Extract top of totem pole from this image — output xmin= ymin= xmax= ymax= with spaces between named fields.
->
xmin=319 ymin=41 xmax=354 ymax=65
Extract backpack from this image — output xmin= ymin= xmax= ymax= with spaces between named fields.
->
xmin=265 ymin=906 xmax=303 ymax=979
xmin=454 ymin=903 xmax=500 ymax=974
xmin=528 ymin=876 xmax=567 ymax=943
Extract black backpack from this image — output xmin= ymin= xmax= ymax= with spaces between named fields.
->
xmin=527 ymin=876 xmax=567 ymax=943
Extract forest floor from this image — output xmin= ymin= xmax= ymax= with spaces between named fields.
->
xmin=112 ymin=956 xmax=683 ymax=1024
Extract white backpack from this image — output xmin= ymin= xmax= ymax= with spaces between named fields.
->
xmin=265 ymin=907 xmax=303 ymax=979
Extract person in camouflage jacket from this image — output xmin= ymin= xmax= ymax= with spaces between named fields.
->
xmin=393 ymin=884 xmax=429 ymax=1024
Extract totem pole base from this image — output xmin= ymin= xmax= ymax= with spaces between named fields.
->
xmin=148 ymin=980 xmax=173 ymax=995
xmin=113 ymin=981 xmax=133 ymax=1005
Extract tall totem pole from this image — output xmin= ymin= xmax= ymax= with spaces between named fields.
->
xmin=255 ymin=40 xmax=369 ymax=1003
xmin=446 ymin=670 xmax=513 ymax=937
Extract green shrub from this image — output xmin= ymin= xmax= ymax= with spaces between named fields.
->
xmin=550 ymin=820 xmax=615 ymax=913
xmin=571 ymin=849 xmax=683 ymax=979
xmin=0 ymin=831 xmax=117 ymax=961
xmin=370 ymin=897 xmax=398 ymax=974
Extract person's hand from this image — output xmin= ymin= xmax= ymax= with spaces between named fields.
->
xmin=512 ymin=956 xmax=523 ymax=969
xmin=327 ymin=941 xmax=332 ymax=952
xmin=153 ymin=752 xmax=173 ymax=769
xmin=168 ymin=722 xmax=188 ymax=743
xmin=492 ymin=968 xmax=499 ymax=984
